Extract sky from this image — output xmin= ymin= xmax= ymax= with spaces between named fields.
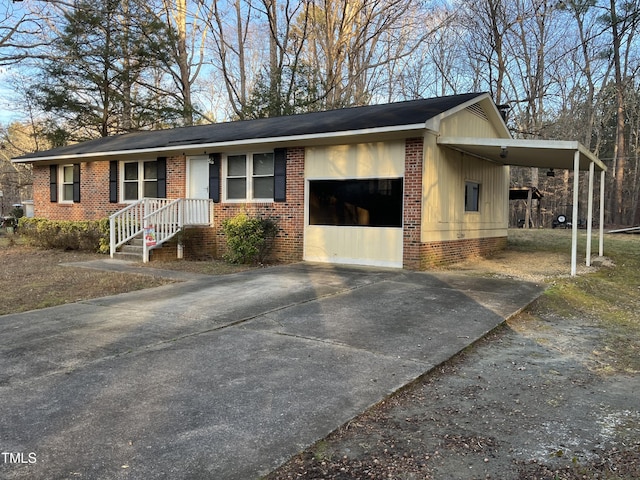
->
xmin=0 ymin=66 xmax=21 ymax=124
xmin=1 ymin=0 xmax=43 ymax=125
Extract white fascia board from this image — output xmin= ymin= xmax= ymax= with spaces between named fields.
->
xmin=439 ymin=137 xmax=580 ymax=149
xmin=12 ymin=123 xmax=427 ymax=164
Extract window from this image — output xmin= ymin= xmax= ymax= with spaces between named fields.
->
xmin=122 ymin=160 xmax=158 ymax=201
xmin=465 ymin=181 xmax=480 ymax=212
xmin=309 ymin=179 xmax=403 ymax=227
xmin=60 ymin=165 xmax=75 ymax=202
xmin=52 ymin=164 xmax=79 ymax=203
xmin=224 ymin=152 xmax=274 ymax=201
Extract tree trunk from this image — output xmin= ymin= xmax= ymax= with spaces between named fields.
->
xmin=610 ymin=0 xmax=628 ymax=225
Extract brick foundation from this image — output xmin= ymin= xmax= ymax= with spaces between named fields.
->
xmin=418 ymin=236 xmax=508 ymax=269
xmin=149 ymin=226 xmax=217 ymax=262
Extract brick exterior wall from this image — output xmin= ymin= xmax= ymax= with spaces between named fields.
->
xmin=150 ymin=226 xmax=217 ymax=261
xmin=212 ymin=147 xmax=305 ymax=264
xmin=32 ymin=155 xmax=186 ymax=221
xmin=402 ymin=137 xmax=424 ymax=269
xmin=31 ymin=143 xmax=505 ymax=268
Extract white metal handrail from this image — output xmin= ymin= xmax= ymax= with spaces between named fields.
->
xmin=142 ymin=198 xmax=181 ymax=263
xmin=110 ymin=198 xmax=211 ymax=262
xmin=182 ymin=198 xmax=212 ymax=226
xmin=109 ymin=199 xmax=145 ymax=257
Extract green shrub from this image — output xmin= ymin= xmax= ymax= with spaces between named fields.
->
xmin=19 ymin=217 xmax=110 ymax=253
xmin=221 ymin=213 xmax=278 ymax=264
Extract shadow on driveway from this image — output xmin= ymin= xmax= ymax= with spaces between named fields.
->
xmin=0 ymin=263 xmax=543 ymax=479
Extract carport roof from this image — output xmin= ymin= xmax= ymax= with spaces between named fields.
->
xmin=437 ymin=137 xmax=607 ymax=172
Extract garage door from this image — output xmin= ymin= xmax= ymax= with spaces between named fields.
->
xmin=303 ymin=143 xmax=405 ymax=268
xmin=304 ymin=178 xmax=403 ymax=267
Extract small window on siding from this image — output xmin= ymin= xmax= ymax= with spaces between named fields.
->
xmin=465 ymin=181 xmax=480 ymax=212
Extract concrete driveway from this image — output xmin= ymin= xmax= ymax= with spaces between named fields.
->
xmin=0 ymin=263 xmax=543 ymax=479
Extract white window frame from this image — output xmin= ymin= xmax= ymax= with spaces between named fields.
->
xmin=120 ymin=160 xmax=158 ymax=203
xmin=464 ymin=180 xmax=481 ymax=213
xmin=59 ymin=164 xmax=75 ymax=203
xmin=222 ymin=152 xmax=275 ymax=202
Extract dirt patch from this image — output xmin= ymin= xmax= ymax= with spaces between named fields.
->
xmin=267 ymin=316 xmax=640 ymax=480
xmin=440 ymin=249 xmax=602 ymax=283
xmin=265 ymin=239 xmax=640 ymax=479
xmin=0 ymin=242 xmax=255 ymax=315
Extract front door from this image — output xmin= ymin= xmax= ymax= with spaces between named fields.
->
xmin=188 ymin=156 xmax=210 ymax=199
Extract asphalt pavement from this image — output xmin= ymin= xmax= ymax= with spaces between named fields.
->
xmin=0 ymin=261 xmax=543 ymax=479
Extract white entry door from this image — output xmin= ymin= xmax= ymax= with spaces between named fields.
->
xmin=188 ymin=156 xmax=210 ymax=199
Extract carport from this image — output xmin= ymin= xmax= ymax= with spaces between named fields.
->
xmin=438 ymin=137 xmax=607 ymax=276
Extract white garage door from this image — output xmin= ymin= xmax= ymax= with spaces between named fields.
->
xmin=303 ymin=143 xmax=405 ymax=268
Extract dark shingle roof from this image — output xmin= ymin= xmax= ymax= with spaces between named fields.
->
xmin=15 ymin=93 xmax=485 ymax=161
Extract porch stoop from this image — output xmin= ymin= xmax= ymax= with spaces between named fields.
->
xmin=113 ymin=235 xmax=145 ymax=262
xmin=113 ymin=235 xmax=173 ymax=262
xmin=109 ymin=198 xmax=211 ymax=263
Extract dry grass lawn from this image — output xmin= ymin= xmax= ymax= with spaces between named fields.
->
xmin=0 ymin=243 xmax=171 ymax=315
xmin=0 ymin=236 xmax=255 ymax=315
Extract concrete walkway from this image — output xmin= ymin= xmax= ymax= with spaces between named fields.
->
xmin=0 ymin=262 xmax=543 ymax=479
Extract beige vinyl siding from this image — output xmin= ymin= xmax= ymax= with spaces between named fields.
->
xmin=305 ymin=141 xmax=404 ymax=178
xmin=422 ymin=106 xmax=510 ymax=242
xmin=439 ymin=105 xmax=504 ymax=139
xmin=304 ymin=141 xmax=404 ymax=267
xmin=304 ymin=226 xmax=403 ymax=267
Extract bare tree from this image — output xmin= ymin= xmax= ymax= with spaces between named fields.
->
xmin=154 ymin=0 xmax=212 ymax=125
xmin=0 ymin=1 xmax=50 ymax=66
xmin=606 ymin=0 xmax=640 ymax=224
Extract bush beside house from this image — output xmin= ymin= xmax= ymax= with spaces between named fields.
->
xmin=19 ymin=217 xmax=110 ymax=253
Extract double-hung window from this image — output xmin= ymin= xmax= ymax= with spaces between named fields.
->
xmin=60 ymin=165 xmax=75 ymax=203
xmin=122 ymin=160 xmax=158 ymax=202
xmin=225 ymin=152 xmax=275 ymax=201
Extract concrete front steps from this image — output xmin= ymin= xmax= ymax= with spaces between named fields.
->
xmin=114 ymin=235 xmax=175 ymax=262
xmin=114 ymin=236 xmax=144 ymax=261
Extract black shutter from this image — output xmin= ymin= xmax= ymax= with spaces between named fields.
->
xmin=274 ymin=148 xmax=287 ymax=202
xmin=157 ymin=157 xmax=167 ymax=198
xmin=109 ymin=161 xmax=118 ymax=203
xmin=208 ymin=153 xmax=221 ymax=202
xmin=49 ymin=165 xmax=57 ymax=202
xmin=73 ymin=164 xmax=81 ymax=202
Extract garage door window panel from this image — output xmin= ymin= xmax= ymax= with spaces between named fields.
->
xmin=309 ymin=179 xmax=403 ymax=227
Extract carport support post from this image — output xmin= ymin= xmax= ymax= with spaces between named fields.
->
xmin=599 ymin=170 xmax=605 ymax=257
xmin=586 ymin=161 xmax=595 ymax=266
xmin=571 ymin=151 xmax=580 ymax=277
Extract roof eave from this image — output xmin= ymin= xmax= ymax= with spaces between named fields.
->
xmin=12 ymin=123 xmax=428 ymax=164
